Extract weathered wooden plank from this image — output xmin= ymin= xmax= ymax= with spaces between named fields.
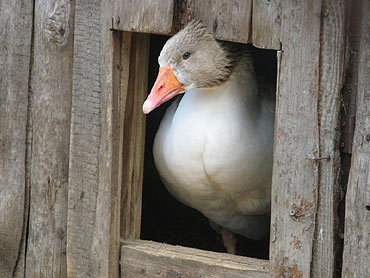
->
xmin=0 ymin=0 xmax=33 ymax=276
xmin=113 ymin=0 xmax=251 ymax=43
xmin=173 ymin=0 xmax=252 ymax=42
xmin=270 ymin=1 xmax=322 ymax=278
xmin=113 ymin=0 xmax=174 ymax=34
xmin=342 ymin=0 xmax=370 ymax=277
xmin=252 ymin=0 xmax=281 ymax=50
xmin=120 ymin=240 xmax=269 ymax=278
xmin=311 ymin=1 xmax=346 ymax=277
xmin=98 ymin=0 xmax=123 ymax=277
xmin=66 ymin=0 xmax=102 ymax=277
xmin=194 ymin=0 xmax=252 ymax=43
xmin=25 ymin=0 xmax=74 ymax=277
xmin=119 ymin=33 xmax=149 ymax=240
xmin=174 ymin=0 xmax=252 ymax=43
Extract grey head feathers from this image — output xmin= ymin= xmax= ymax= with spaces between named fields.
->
xmin=158 ymin=19 xmax=253 ymax=90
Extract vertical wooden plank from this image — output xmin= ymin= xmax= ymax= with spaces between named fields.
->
xmin=342 ymin=0 xmax=370 ymax=277
xmin=0 ymin=0 xmax=33 ymax=276
xmin=119 ymin=33 xmax=149 ymax=240
xmin=341 ymin=1 xmax=360 ymax=158
xmin=66 ymin=0 xmax=102 ymax=277
xmin=172 ymin=0 xmax=196 ymax=33
xmin=252 ymin=0 xmax=281 ymax=50
xmin=270 ymin=1 xmax=322 ymax=277
xmin=99 ymin=0 xmax=122 ymax=277
xmin=311 ymin=1 xmax=346 ymax=277
xmin=25 ymin=0 xmax=74 ymax=277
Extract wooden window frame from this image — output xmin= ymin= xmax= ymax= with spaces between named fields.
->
xmin=105 ymin=1 xmax=349 ymax=277
xmin=114 ymin=30 xmax=270 ymax=277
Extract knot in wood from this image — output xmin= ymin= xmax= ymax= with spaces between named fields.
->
xmin=44 ymin=0 xmax=71 ymax=46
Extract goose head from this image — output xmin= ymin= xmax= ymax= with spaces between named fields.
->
xmin=143 ymin=20 xmax=234 ymax=114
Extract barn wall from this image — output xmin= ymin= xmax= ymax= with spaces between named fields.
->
xmin=0 ymin=0 xmax=369 ymax=278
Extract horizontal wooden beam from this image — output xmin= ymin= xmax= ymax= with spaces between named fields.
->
xmin=113 ymin=0 xmax=174 ymax=34
xmin=120 ymin=240 xmax=269 ymax=278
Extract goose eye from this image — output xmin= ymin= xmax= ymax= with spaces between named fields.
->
xmin=182 ymin=52 xmax=191 ymax=60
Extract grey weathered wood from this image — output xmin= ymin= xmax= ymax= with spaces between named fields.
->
xmin=311 ymin=1 xmax=346 ymax=277
xmin=194 ymin=0 xmax=252 ymax=43
xmin=113 ymin=0 xmax=252 ymax=43
xmin=342 ymin=0 xmax=370 ymax=277
xmin=66 ymin=0 xmax=102 ymax=277
xmin=120 ymin=240 xmax=269 ymax=278
xmin=0 ymin=0 xmax=33 ymax=276
xmin=98 ymin=0 xmax=123 ymax=277
xmin=119 ymin=33 xmax=149 ymax=240
xmin=113 ymin=0 xmax=174 ymax=34
xmin=172 ymin=0 xmax=252 ymax=43
xmin=252 ymin=0 xmax=281 ymax=50
xmin=25 ymin=0 xmax=74 ymax=277
xmin=270 ymin=1 xmax=322 ymax=277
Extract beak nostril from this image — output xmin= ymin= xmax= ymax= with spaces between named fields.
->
xmin=158 ymin=84 xmax=164 ymax=92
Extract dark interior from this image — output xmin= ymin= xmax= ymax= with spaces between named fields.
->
xmin=141 ymin=34 xmax=277 ymax=259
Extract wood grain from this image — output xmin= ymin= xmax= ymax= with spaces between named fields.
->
xmin=66 ymin=0 xmax=102 ymax=277
xmin=311 ymin=1 xmax=346 ymax=277
xmin=120 ymin=240 xmax=269 ymax=278
xmin=0 ymin=0 xmax=33 ymax=276
xmin=119 ymin=33 xmax=149 ymax=240
xmin=98 ymin=0 xmax=123 ymax=276
xmin=174 ymin=0 xmax=253 ymax=43
xmin=25 ymin=0 xmax=74 ymax=277
xmin=194 ymin=0 xmax=252 ymax=43
xmin=113 ymin=0 xmax=252 ymax=43
xmin=342 ymin=0 xmax=370 ymax=277
xmin=270 ymin=1 xmax=322 ymax=277
xmin=252 ymin=0 xmax=281 ymax=50
xmin=113 ymin=0 xmax=174 ymax=34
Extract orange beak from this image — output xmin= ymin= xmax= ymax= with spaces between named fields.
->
xmin=143 ymin=65 xmax=184 ymax=114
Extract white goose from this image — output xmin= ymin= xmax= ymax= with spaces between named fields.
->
xmin=143 ymin=20 xmax=274 ymax=254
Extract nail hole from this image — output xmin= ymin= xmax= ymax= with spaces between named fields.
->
xmin=365 ymin=205 xmax=370 ymax=211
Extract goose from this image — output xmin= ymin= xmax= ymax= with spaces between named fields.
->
xmin=143 ymin=20 xmax=274 ymax=254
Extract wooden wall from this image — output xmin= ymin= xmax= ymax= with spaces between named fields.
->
xmin=0 ymin=0 xmax=369 ymax=278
